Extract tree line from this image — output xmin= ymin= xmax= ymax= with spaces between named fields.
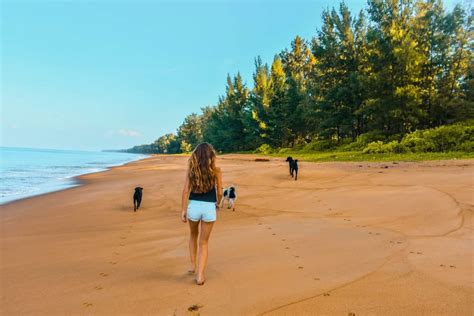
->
xmin=126 ymin=0 xmax=473 ymax=154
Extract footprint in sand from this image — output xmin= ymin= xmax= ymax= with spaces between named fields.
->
xmin=99 ymin=272 xmax=109 ymax=277
xmin=368 ymin=232 xmax=373 ymax=234
xmin=267 ymin=227 xmax=272 ymax=230
xmin=449 ymin=265 xmax=456 ymax=268
xmin=314 ymin=277 xmax=320 ymax=281
xmin=282 ymin=239 xmax=286 ymax=241
xmin=83 ymin=302 xmax=93 ymax=307
xmin=120 ymin=236 xmax=127 ymax=240
xmin=440 ymin=264 xmax=446 ymax=267
xmin=272 ymin=233 xmax=276 ymax=236
xmin=285 ymin=247 xmax=290 ymax=250
xmin=258 ymin=223 xmax=263 ymax=225
xmin=348 ymin=313 xmax=356 ymax=316
xmin=375 ymin=233 xmax=380 ymax=235
xmin=109 ymin=261 xmax=117 ymax=265
xmin=294 ymin=255 xmax=300 ymax=258
xmin=120 ymin=243 xmax=125 ymax=247
xmin=397 ymin=241 xmax=403 ymax=244
xmin=187 ymin=304 xmax=203 ymax=312
xmin=298 ymin=266 xmax=304 ymax=269
xmin=417 ymin=252 xmax=423 ymax=255
xmin=323 ymin=293 xmax=330 ymax=297
xmin=410 ymin=251 xmax=415 ymax=254
xmin=113 ymin=252 xmax=120 ymax=255
xmin=94 ymin=286 xmax=103 ymax=290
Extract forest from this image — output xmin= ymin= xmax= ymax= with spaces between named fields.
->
xmin=125 ymin=0 xmax=473 ymax=155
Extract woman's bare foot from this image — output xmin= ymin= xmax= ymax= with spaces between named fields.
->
xmin=195 ymin=278 xmax=205 ymax=286
xmin=195 ymin=274 xmax=205 ymax=285
xmin=188 ymin=267 xmax=196 ymax=274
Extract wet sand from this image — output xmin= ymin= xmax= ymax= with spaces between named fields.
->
xmin=1 ymin=155 xmax=473 ymax=315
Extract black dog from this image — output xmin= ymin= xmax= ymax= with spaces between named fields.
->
xmin=285 ymin=157 xmax=299 ymax=181
xmin=292 ymin=159 xmax=299 ymax=180
xmin=286 ymin=157 xmax=294 ymax=175
xmin=133 ymin=187 xmax=143 ymax=212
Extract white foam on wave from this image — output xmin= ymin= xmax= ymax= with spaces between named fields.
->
xmin=0 ymin=148 xmax=148 ymax=205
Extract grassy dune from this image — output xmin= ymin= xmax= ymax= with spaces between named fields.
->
xmin=264 ymin=150 xmax=474 ymax=162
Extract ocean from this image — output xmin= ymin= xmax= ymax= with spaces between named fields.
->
xmin=0 ymin=147 xmax=148 ymax=204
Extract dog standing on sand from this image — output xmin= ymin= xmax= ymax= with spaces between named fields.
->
xmin=133 ymin=187 xmax=143 ymax=212
xmin=220 ymin=186 xmax=237 ymax=211
xmin=285 ymin=157 xmax=299 ymax=181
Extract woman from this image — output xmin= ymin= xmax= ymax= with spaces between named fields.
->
xmin=181 ymin=143 xmax=222 ymax=285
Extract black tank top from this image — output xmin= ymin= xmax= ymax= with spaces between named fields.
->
xmin=189 ymin=187 xmax=217 ymax=202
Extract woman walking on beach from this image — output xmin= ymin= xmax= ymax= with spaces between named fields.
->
xmin=181 ymin=143 xmax=222 ymax=285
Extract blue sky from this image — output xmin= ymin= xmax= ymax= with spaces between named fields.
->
xmin=1 ymin=0 xmax=459 ymax=151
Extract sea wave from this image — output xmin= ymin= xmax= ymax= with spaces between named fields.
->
xmin=0 ymin=147 xmax=148 ymax=205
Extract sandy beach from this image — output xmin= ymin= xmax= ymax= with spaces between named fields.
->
xmin=1 ymin=155 xmax=472 ymax=315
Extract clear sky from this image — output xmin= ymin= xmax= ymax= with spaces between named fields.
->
xmin=1 ymin=0 xmax=460 ymax=151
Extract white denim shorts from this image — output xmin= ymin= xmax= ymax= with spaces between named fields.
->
xmin=187 ymin=200 xmax=217 ymax=222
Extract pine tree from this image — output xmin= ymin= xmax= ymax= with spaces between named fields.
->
xmin=177 ymin=113 xmax=203 ymax=152
xmin=267 ymin=55 xmax=289 ymax=147
xmin=280 ymin=36 xmax=316 ymax=145
xmin=364 ymin=0 xmax=427 ymax=134
xmin=245 ymin=56 xmax=272 ymax=148
xmin=202 ymin=74 xmax=250 ymax=152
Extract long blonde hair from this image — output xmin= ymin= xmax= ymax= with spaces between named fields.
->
xmin=188 ymin=143 xmax=217 ymax=193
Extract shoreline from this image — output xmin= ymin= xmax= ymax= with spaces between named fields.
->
xmin=1 ymin=154 xmax=472 ymax=315
xmin=0 ymin=153 xmax=152 ymax=207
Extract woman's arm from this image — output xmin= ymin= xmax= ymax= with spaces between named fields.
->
xmin=181 ymin=169 xmax=190 ymax=223
xmin=215 ymin=167 xmax=223 ymax=208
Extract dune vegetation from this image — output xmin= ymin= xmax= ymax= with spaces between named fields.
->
xmin=125 ymin=0 xmax=473 ymax=161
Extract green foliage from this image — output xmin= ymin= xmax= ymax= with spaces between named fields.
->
xmin=153 ymin=133 xmax=181 ymax=154
xmin=126 ymin=0 xmax=472 ymax=155
xmin=266 ymin=150 xmax=474 ymax=162
xmin=176 ymin=113 xmax=203 ymax=150
xmin=356 ymin=131 xmax=386 ymax=146
xmin=254 ymin=144 xmax=274 ymax=154
xmin=125 ymin=133 xmax=181 ymax=154
xmin=363 ymin=141 xmax=385 ymax=154
xmin=363 ymin=140 xmax=407 ymax=154
xmin=277 ymin=148 xmax=292 ymax=154
xmin=455 ymin=141 xmax=474 ymax=152
xmin=302 ymin=139 xmax=334 ymax=152
xmin=180 ymin=140 xmax=193 ymax=153
xmin=360 ymin=123 xmax=474 ymax=154
xmin=400 ymin=123 xmax=474 ymax=152
xmin=338 ymin=142 xmax=363 ymax=152
xmin=400 ymin=131 xmax=437 ymax=152
xmin=202 ymin=73 xmax=251 ymax=152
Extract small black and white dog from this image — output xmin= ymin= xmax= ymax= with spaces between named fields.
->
xmin=133 ymin=187 xmax=143 ymax=212
xmin=285 ymin=157 xmax=299 ymax=181
xmin=220 ymin=186 xmax=237 ymax=211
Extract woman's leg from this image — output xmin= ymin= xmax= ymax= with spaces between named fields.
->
xmin=188 ymin=220 xmax=200 ymax=273
xmin=196 ymin=221 xmax=214 ymax=284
